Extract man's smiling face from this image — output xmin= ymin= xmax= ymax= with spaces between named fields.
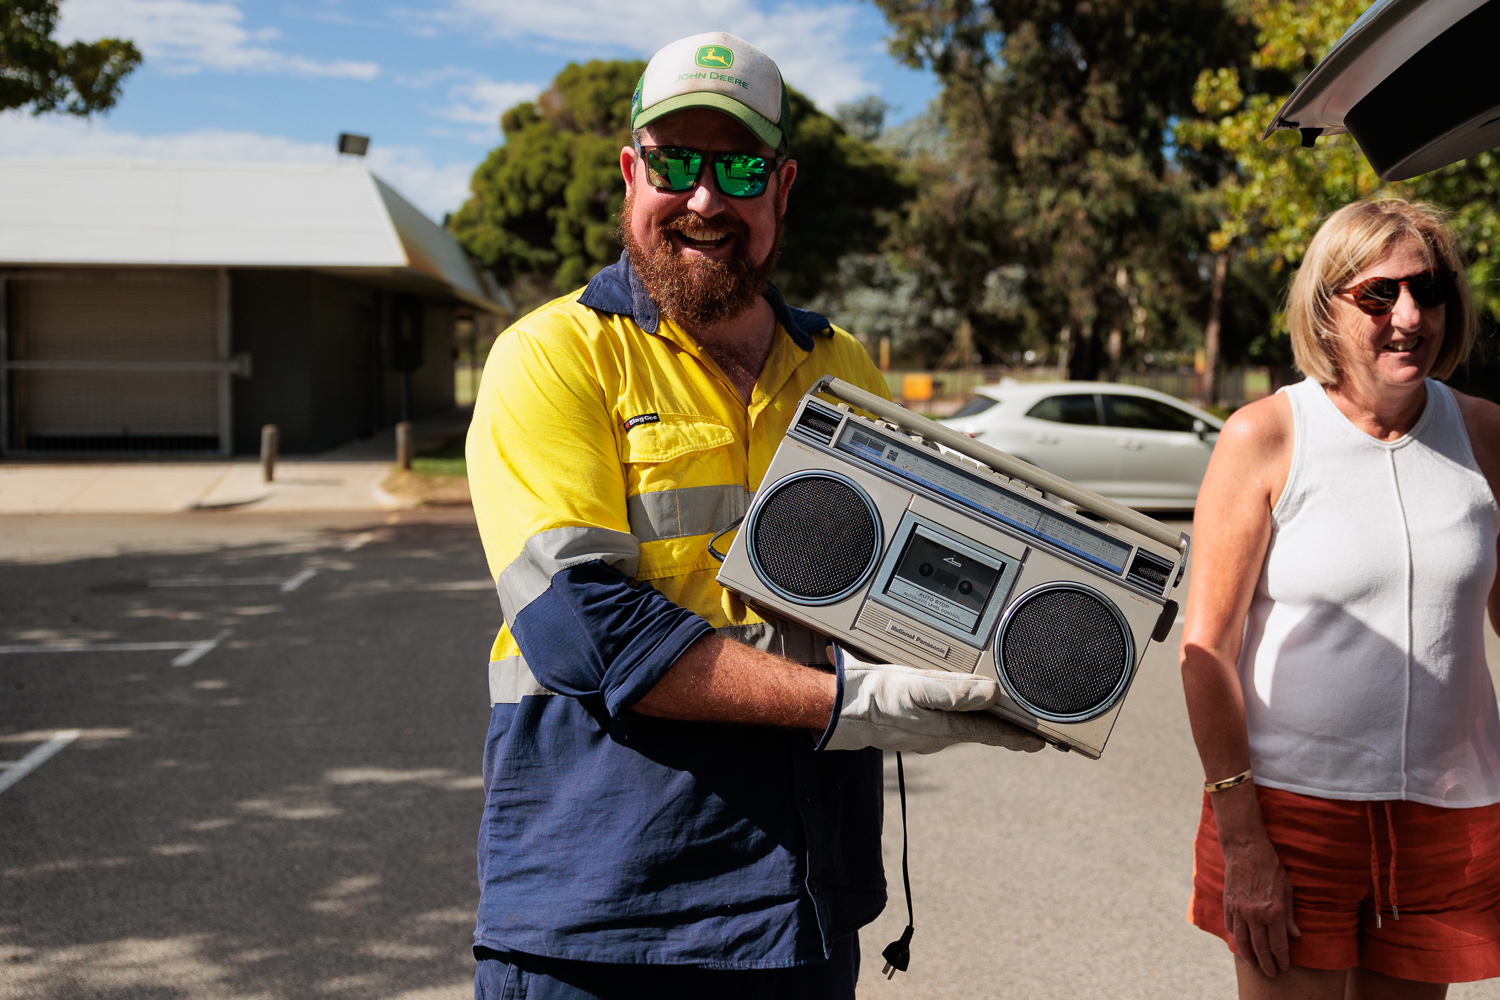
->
xmin=619 ymin=107 xmax=796 ymax=328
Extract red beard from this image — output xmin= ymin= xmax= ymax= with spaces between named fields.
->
xmin=618 ymin=190 xmax=783 ymax=328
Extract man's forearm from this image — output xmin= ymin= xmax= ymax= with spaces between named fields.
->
xmin=631 ymin=634 xmax=837 ymax=730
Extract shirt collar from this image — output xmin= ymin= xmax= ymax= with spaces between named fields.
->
xmin=578 ymin=255 xmax=831 ymax=351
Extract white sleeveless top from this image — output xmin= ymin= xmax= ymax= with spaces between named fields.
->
xmin=1240 ymin=378 xmax=1500 ymax=807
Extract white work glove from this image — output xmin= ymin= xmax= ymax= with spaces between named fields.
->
xmin=820 ymin=644 xmax=1045 ymax=754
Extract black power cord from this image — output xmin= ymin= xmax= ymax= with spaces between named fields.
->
xmin=881 ymin=752 xmax=914 ymax=978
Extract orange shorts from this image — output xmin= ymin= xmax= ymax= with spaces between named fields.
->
xmin=1190 ymin=785 xmax=1500 ymax=983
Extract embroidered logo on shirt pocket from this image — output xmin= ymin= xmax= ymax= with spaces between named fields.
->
xmin=621 ymin=413 xmax=734 ymax=463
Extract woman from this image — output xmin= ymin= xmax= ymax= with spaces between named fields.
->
xmin=1182 ymin=198 xmax=1500 ymax=999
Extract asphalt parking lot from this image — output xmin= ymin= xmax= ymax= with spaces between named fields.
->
xmin=1 ymin=510 xmax=493 ymax=1000
xmin=4 ymin=511 xmax=1500 ymax=999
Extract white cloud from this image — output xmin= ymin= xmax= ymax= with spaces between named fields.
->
xmin=0 ymin=113 xmax=472 ymax=219
xmin=57 ymin=0 xmax=380 ymax=79
xmin=406 ymin=0 xmax=878 ymax=109
xmin=438 ymin=77 xmax=545 ymax=127
xmin=364 ymin=147 xmax=474 ymax=218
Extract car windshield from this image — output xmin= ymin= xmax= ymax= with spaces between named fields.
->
xmin=1025 ymin=394 xmax=1100 ymax=425
xmin=949 ymin=396 xmax=999 ymax=418
xmin=1103 ymin=394 xmax=1199 ymax=432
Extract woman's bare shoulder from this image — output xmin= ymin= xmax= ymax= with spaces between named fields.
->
xmin=1452 ymin=388 xmax=1500 ymax=435
xmin=1197 ymin=392 xmax=1295 ymax=511
xmin=1451 ymin=389 xmax=1500 ymax=485
xmin=1217 ymin=392 xmax=1293 ymax=458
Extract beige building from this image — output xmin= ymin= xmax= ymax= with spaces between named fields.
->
xmin=0 ymin=159 xmax=505 ymax=456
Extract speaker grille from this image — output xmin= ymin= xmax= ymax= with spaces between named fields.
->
xmin=998 ymin=585 xmax=1132 ymax=721
xmin=749 ymin=474 xmax=879 ymax=603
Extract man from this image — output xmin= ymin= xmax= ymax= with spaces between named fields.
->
xmin=466 ymin=31 xmax=1040 ymax=999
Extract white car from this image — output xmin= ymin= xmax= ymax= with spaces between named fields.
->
xmin=939 ymin=380 xmax=1224 ymax=510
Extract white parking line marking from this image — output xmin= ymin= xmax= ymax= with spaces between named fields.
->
xmin=148 ymin=569 xmax=317 ymax=592
xmin=0 ymin=629 xmax=231 ymax=667
xmin=343 ymin=532 xmax=375 ymax=551
xmin=170 ymin=629 xmax=233 ymax=667
xmin=280 ymin=568 xmax=317 ymax=592
xmin=0 ymin=730 xmax=81 ymax=795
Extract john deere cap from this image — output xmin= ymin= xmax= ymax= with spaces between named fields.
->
xmin=631 ymin=32 xmax=791 ymax=150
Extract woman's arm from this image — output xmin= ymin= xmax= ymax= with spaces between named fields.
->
xmin=1180 ymin=392 xmax=1299 ymax=978
xmin=1454 ymin=392 xmax=1500 ymax=635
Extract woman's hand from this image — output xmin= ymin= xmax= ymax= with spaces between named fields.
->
xmin=1220 ymin=822 xmax=1301 ymax=977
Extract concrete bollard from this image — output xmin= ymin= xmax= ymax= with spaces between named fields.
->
xmin=396 ymin=421 xmax=414 ymax=471
xmin=260 ymin=424 xmax=278 ymax=483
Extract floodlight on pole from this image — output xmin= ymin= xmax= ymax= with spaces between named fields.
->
xmin=337 ymin=133 xmax=370 ymax=156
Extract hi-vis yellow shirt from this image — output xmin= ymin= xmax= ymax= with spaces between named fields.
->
xmin=467 ymin=258 xmax=890 ymax=709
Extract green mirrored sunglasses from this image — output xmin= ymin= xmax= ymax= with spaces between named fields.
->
xmin=636 ymin=145 xmax=780 ymax=199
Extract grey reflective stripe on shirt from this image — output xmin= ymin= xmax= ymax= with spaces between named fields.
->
xmin=626 ymin=484 xmax=754 ymax=543
xmin=489 ymin=655 xmax=557 ymax=704
xmin=494 ymin=525 xmax=640 ymax=623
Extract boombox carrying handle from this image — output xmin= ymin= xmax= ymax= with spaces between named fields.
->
xmin=812 ymin=376 xmax=1189 ymax=556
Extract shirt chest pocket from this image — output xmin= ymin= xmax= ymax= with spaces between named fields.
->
xmin=621 ymin=414 xmax=745 ymax=543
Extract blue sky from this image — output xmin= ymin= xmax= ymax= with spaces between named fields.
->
xmin=0 ymin=0 xmax=938 ymax=219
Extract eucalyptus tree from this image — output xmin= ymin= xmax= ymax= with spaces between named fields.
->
xmin=1 ymin=0 xmax=140 ymax=116
xmin=870 ymin=0 xmax=1257 ymax=378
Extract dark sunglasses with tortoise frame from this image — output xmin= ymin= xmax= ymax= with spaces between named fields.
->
xmin=1334 ymin=269 xmax=1455 ymax=316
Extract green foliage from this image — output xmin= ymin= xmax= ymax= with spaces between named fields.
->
xmin=0 ymin=0 xmax=141 ymax=115
xmin=776 ymin=89 xmax=914 ymax=300
xmin=835 ymin=96 xmax=891 ymax=143
xmin=449 ymin=59 xmax=912 ymax=306
xmin=868 ymin=0 xmax=1259 ymax=376
xmin=1176 ymin=0 xmax=1383 ymax=269
xmin=449 ymin=60 xmax=641 ymax=300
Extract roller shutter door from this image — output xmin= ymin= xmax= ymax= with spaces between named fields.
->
xmin=3 ymin=270 xmax=228 ymax=454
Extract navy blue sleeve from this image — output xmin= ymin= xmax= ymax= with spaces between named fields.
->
xmin=814 ymin=646 xmax=847 ymax=750
xmin=509 ymin=560 xmax=714 ymax=717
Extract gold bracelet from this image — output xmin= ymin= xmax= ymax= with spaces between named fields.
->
xmin=1204 ymin=768 xmax=1252 ymax=793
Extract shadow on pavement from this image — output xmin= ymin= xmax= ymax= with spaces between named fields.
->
xmin=0 ymin=512 xmax=495 ymax=1000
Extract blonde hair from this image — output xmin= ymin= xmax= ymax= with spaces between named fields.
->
xmin=1286 ymin=199 xmax=1476 ymax=385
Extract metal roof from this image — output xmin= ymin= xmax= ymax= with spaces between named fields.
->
xmin=0 ymin=158 xmax=504 ymax=313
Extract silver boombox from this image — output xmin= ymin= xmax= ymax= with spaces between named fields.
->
xmin=716 ymin=376 xmax=1189 ymax=758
